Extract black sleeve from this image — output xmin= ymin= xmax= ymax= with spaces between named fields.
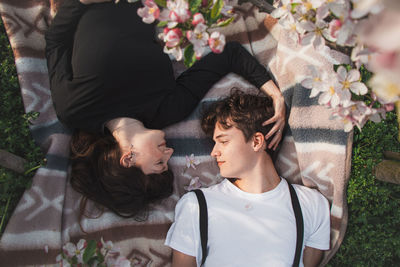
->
xmin=45 ymin=0 xmax=88 ymax=84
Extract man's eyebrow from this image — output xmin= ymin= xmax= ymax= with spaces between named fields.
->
xmin=214 ymin=134 xmax=228 ymax=140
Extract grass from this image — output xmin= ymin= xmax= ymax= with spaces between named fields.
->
xmin=1 ymin=15 xmax=400 ymax=265
xmin=0 ymin=19 xmax=44 ymax=234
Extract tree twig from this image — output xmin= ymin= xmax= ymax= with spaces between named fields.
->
xmin=0 ymin=149 xmax=27 ymax=174
xmin=239 ymin=0 xmax=275 ymax=13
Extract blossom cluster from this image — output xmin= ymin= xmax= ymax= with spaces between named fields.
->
xmin=272 ymin=0 xmax=400 ymax=132
xmin=56 ymin=238 xmax=131 ymax=267
xmin=136 ymin=0 xmax=235 ymax=66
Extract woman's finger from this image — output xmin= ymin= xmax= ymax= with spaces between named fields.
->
xmin=264 ymin=121 xmax=282 ymax=140
xmin=268 ymin=130 xmax=282 ymax=150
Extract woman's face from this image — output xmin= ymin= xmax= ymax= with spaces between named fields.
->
xmin=131 ymin=130 xmax=174 ymax=174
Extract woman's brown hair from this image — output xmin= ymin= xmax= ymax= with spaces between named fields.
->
xmin=70 ymin=130 xmax=174 ymax=219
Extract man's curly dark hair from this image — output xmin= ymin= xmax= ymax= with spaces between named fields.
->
xmin=201 ymin=89 xmax=276 ymax=158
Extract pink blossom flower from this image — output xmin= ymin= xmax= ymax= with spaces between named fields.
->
xmin=63 ymin=239 xmax=87 ymax=263
xmin=137 ymin=0 xmax=160 ymax=24
xmin=327 ymin=19 xmax=342 ymax=41
xmin=337 ymin=66 xmax=368 ymax=95
xmin=187 ymin=23 xmax=209 ymax=59
xmin=184 ymin=177 xmax=202 ymax=191
xmin=192 ymin=13 xmax=205 ymax=25
xmin=336 ymin=19 xmax=356 ymax=46
xmin=208 ymin=31 xmax=226 ymax=53
xmin=185 ymin=154 xmax=200 ymax=169
xmin=167 ymin=0 xmax=191 ymax=26
xmin=163 ymin=28 xmax=182 ymax=48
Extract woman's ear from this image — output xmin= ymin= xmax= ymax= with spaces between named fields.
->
xmin=120 ymin=151 xmax=135 ymax=168
xmin=252 ymin=132 xmax=267 ymax=152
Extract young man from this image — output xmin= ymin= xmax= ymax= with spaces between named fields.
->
xmin=165 ymin=91 xmax=331 ymax=267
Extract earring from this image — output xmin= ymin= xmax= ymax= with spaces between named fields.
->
xmin=129 ymin=144 xmax=136 ymax=163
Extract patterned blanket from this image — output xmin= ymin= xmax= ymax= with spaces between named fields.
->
xmin=0 ymin=0 xmax=351 ymax=266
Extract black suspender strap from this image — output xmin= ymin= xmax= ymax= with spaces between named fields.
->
xmin=192 ymin=189 xmax=208 ymax=266
xmin=288 ymin=182 xmax=304 ymax=267
xmin=192 ymin=183 xmax=303 ymax=267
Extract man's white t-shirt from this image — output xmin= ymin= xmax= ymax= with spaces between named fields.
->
xmin=165 ymin=178 xmax=330 ymax=267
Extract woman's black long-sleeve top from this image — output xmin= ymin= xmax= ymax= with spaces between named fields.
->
xmin=45 ymin=0 xmax=271 ymax=133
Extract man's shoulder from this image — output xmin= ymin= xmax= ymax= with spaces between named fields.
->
xmin=291 ymin=183 xmax=329 ymax=208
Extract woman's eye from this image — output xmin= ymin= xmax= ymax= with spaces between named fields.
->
xmin=221 ymin=141 xmax=228 ymax=144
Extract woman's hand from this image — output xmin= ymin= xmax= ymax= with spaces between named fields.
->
xmin=80 ymin=0 xmax=112 ymax=5
xmin=260 ymin=80 xmax=286 ymax=150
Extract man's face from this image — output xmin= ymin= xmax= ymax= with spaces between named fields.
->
xmin=211 ymin=122 xmax=256 ymax=178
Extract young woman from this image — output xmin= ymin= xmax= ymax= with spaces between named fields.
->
xmin=45 ymin=0 xmax=286 ymax=218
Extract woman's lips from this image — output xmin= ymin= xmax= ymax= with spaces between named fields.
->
xmin=217 ymin=161 xmax=225 ymax=166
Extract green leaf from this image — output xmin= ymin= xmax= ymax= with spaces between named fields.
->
xmin=184 ymin=44 xmax=196 ymax=67
xmin=157 ymin=21 xmax=168 ymax=27
xmin=216 ymin=16 xmax=235 ymax=27
xmin=210 ymin=0 xmax=223 ymax=20
xmin=189 ymin=0 xmax=202 ymax=13
xmin=82 ymin=240 xmax=97 ymax=264
xmin=154 ymin=0 xmax=167 ymax=8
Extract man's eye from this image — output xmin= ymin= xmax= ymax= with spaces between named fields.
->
xmin=157 ymin=161 xmax=163 ymax=165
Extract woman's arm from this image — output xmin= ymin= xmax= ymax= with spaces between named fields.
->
xmin=45 ymin=0 xmax=110 ymax=83
xmin=172 ymin=250 xmax=197 ymax=267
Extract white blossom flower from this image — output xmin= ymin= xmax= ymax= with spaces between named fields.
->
xmin=271 ymin=0 xmax=298 ymax=19
xmin=163 ymin=45 xmax=183 ymax=60
xmin=167 ymin=0 xmax=191 ymax=25
xmin=185 ymin=154 xmax=200 ymax=169
xmin=63 ymin=239 xmax=87 ymax=263
xmin=318 ymin=81 xmax=350 ymax=108
xmin=184 ymin=177 xmax=202 ymax=191
xmin=106 ymin=256 xmax=131 ymax=267
xmin=301 ymin=20 xmax=330 ymax=48
xmin=316 ymin=0 xmax=347 ymax=20
xmin=208 ymin=31 xmax=226 ymax=53
xmin=337 ymin=66 xmax=368 ymax=95
xmin=369 ymin=73 xmax=400 ymax=103
xmin=301 ymin=65 xmax=329 ymax=97
xmin=187 ymin=23 xmax=209 ymax=59
xmin=351 ymin=0 xmax=384 ymax=19
xmin=351 ymin=44 xmax=372 ymax=70
xmin=56 ymin=254 xmax=71 ymax=267
xmin=279 ymin=13 xmax=305 ymax=43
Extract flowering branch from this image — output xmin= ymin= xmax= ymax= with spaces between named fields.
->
xmin=271 ymin=0 xmax=400 ymax=134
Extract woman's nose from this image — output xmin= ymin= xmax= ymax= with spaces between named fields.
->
xmin=164 ymin=147 xmax=174 ymax=157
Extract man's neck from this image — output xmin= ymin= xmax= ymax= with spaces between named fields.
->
xmin=233 ymin=153 xmax=281 ymax=194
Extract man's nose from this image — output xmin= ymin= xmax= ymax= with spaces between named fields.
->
xmin=211 ymin=146 xmax=220 ymax=158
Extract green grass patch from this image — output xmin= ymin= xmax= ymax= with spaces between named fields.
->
xmin=0 ymin=18 xmax=44 ymax=235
